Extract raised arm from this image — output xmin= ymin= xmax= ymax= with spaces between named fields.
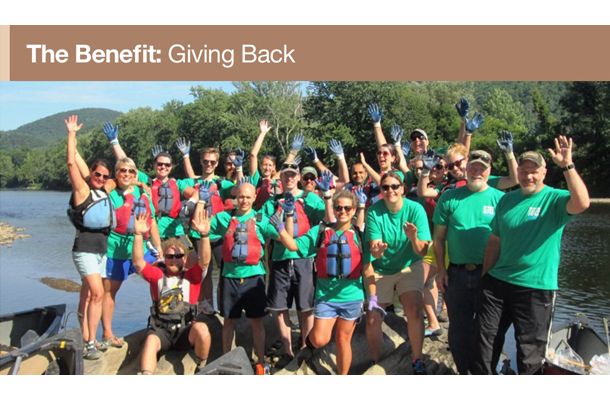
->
xmin=368 ymin=103 xmax=387 ymax=149
xmin=249 ymin=119 xmax=271 ymax=176
xmin=175 ymin=136 xmax=196 ymax=178
xmin=417 ymin=152 xmax=441 ymax=198
xmin=463 ymin=111 xmax=485 ymax=155
xmin=390 ymin=125 xmax=409 ymax=174
xmin=132 ymin=213 xmax=151 ymax=274
xmin=495 ymin=130 xmax=518 ymax=190
xmin=269 ymin=212 xmax=298 ymax=252
xmin=285 ymin=133 xmax=304 ymax=164
xmin=359 ymin=152 xmax=381 ymax=185
xmin=66 ymin=115 xmax=90 ymax=203
xmin=328 ymin=139 xmax=349 ymax=182
xmin=455 ymin=97 xmax=470 ymax=146
xmin=190 ymin=203 xmax=212 ymax=279
xmin=103 ymin=122 xmax=127 ymax=160
xmin=548 ymin=135 xmax=590 ymax=215
xmin=317 ymin=170 xmax=336 ymax=223
xmin=354 ymin=187 xmax=367 ymax=231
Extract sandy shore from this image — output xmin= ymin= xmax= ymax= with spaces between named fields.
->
xmin=0 ymin=221 xmax=30 ymax=247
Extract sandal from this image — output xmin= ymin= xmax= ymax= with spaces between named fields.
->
xmin=101 ymin=336 xmax=125 ymax=348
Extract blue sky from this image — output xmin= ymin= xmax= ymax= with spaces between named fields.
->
xmin=0 ymin=82 xmax=236 ymax=131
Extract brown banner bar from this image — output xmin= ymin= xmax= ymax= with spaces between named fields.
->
xmin=9 ymin=25 xmax=610 ymax=81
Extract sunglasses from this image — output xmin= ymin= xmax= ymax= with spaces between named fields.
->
xmin=201 ymin=159 xmax=218 ymax=165
xmin=93 ymin=171 xmax=110 ymax=180
xmin=410 ymin=133 xmax=426 ymax=141
xmin=302 ymin=175 xmax=316 ymax=182
xmin=433 ymin=164 xmax=447 ymax=170
xmin=447 ymin=158 xmax=465 ymax=170
xmin=165 ymin=253 xmax=185 ymax=260
xmin=334 ymin=205 xmax=353 ymax=213
xmin=156 ymin=162 xmax=172 ymax=168
xmin=470 ymin=153 xmax=492 ymax=164
xmin=381 ymin=183 xmax=402 ymax=191
xmin=281 ymin=163 xmax=299 ymax=170
xmin=377 ymin=151 xmax=392 ymax=157
xmin=118 ymin=168 xmax=136 ymax=174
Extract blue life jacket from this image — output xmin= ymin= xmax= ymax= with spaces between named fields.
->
xmin=67 ymin=189 xmax=115 ymax=233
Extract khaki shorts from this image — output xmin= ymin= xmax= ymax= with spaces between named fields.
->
xmin=375 ymin=260 xmax=424 ymax=305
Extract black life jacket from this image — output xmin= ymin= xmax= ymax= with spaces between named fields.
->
xmin=67 ymin=189 xmax=115 ymax=234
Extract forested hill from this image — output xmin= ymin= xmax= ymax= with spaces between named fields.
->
xmin=0 ymin=108 xmax=122 ymax=148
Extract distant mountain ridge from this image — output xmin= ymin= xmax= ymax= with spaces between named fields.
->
xmin=0 ymin=108 xmax=122 ymax=148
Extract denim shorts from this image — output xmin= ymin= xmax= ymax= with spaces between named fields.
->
xmin=314 ymin=300 xmax=363 ymax=321
xmin=72 ymin=252 xmax=107 ymax=278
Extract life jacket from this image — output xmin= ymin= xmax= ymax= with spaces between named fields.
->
xmin=151 ymin=178 xmax=182 ymax=218
xmin=151 ymin=274 xmax=195 ymax=328
xmin=222 ymin=213 xmax=263 ymax=265
xmin=254 ymin=178 xmax=282 ymax=210
xmin=440 ymin=178 xmax=467 ymax=195
xmin=113 ymin=189 xmax=152 ymax=237
xmin=195 ymin=179 xmax=225 ymax=217
xmin=316 ymin=226 xmax=362 ymax=279
xmin=67 ymin=189 xmax=116 ymax=234
xmin=368 ymin=182 xmax=383 ymax=205
xmin=275 ymin=194 xmax=310 ymax=237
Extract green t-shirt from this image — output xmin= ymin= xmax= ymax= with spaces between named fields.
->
xmin=209 ymin=209 xmax=278 ymax=278
xmin=260 ymin=190 xmax=326 ymax=261
xmin=250 ymin=170 xmax=261 ymax=187
xmin=433 ymin=185 xmax=504 ymax=265
xmin=295 ymin=224 xmax=365 ymax=303
xmin=186 ymin=176 xmax=235 ymax=239
xmin=152 ymin=177 xmax=194 ymax=239
xmin=364 ymin=198 xmax=431 ymax=275
xmin=107 ymin=186 xmax=156 ymax=260
xmin=489 ymin=185 xmax=572 ymax=290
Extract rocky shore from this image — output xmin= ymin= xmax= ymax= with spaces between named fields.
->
xmin=0 ymin=222 xmax=30 ymax=247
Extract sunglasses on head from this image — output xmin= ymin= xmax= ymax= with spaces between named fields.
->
xmin=282 ymin=163 xmax=299 ymax=170
xmin=119 ymin=168 xmax=136 ymax=174
xmin=165 ymin=253 xmax=185 ymax=260
xmin=93 ymin=171 xmax=110 ymax=180
xmin=381 ymin=183 xmax=402 ymax=191
xmin=202 ymin=159 xmax=218 ymax=165
xmin=470 ymin=153 xmax=491 ymax=164
xmin=447 ymin=158 xmax=465 ymax=170
xmin=334 ymin=205 xmax=353 ymax=213
xmin=156 ymin=162 xmax=172 ymax=168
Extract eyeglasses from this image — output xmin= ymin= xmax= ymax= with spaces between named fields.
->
xmin=201 ymin=159 xmax=218 ymax=166
xmin=381 ymin=183 xmax=402 ymax=191
xmin=447 ymin=158 xmax=465 ymax=170
xmin=334 ymin=205 xmax=353 ymax=213
xmin=156 ymin=162 xmax=172 ymax=168
xmin=470 ymin=153 xmax=491 ymax=164
xmin=118 ymin=168 xmax=136 ymax=174
xmin=281 ymin=163 xmax=299 ymax=170
xmin=93 ymin=171 xmax=110 ymax=180
xmin=410 ymin=133 xmax=426 ymax=141
xmin=165 ymin=253 xmax=185 ymax=260
xmin=302 ymin=175 xmax=316 ymax=182
xmin=377 ymin=151 xmax=392 ymax=157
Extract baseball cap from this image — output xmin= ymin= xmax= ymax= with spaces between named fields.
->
xmin=410 ymin=129 xmax=428 ymax=141
xmin=518 ymin=151 xmax=546 ymax=167
xmin=468 ymin=150 xmax=492 ymax=168
xmin=301 ymin=166 xmax=318 ymax=178
xmin=280 ymin=162 xmax=300 ymax=174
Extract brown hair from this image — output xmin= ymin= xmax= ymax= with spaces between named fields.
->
xmin=161 ymin=238 xmax=189 ymax=260
xmin=332 ymin=190 xmax=357 ymax=208
xmin=380 ymin=171 xmax=403 ymax=185
xmin=200 ymin=147 xmax=220 ymax=160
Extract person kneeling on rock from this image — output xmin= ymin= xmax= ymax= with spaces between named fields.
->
xmin=132 ymin=205 xmax=212 ymax=375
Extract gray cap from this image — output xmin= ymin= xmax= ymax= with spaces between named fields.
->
xmin=468 ymin=150 xmax=492 ymax=168
xmin=301 ymin=166 xmax=318 ymax=178
xmin=518 ymin=151 xmax=546 ymax=167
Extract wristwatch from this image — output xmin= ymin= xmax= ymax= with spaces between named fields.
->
xmin=562 ymin=163 xmax=575 ymax=172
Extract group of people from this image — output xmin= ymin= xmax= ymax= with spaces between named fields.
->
xmin=65 ymin=95 xmax=589 ymax=375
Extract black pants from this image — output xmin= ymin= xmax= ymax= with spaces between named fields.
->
xmin=444 ymin=263 xmax=482 ymax=374
xmin=472 ymin=274 xmax=555 ymax=375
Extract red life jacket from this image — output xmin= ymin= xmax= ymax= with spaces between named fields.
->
xmin=275 ymin=194 xmax=310 ymax=238
xmin=195 ymin=179 xmax=225 ymax=216
xmin=113 ymin=189 xmax=152 ymax=237
xmin=151 ymin=178 xmax=182 ymax=218
xmin=316 ymin=227 xmax=362 ymax=279
xmin=221 ymin=214 xmax=263 ymax=265
xmin=254 ymin=178 xmax=282 ymax=210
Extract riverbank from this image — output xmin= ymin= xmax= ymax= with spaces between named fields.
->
xmin=0 ymin=221 xmax=30 ymax=247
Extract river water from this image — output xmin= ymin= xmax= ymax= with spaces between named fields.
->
xmin=1 ymin=190 xmax=609 ymax=342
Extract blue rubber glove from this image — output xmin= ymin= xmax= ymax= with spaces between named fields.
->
xmin=367 ymin=103 xmax=383 ymax=124
xmin=329 ymin=139 xmax=344 ymax=159
xmin=198 ymin=181 xmax=212 ymax=204
xmin=455 ymin=97 xmax=470 ymax=118
xmin=176 ymin=137 xmax=191 ymax=157
xmin=103 ymin=122 xmax=119 ymax=145
xmin=367 ymin=295 xmax=387 ymax=317
xmin=291 ymin=133 xmax=304 ymax=152
xmin=151 ymin=144 xmax=165 ymax=159
xmin=282 ymin=192 xmax=296 ymax=217
xmin=293 ymin=155 xmax=302 ymax=166
xmin=133 ymin=199 xmax=147 ymax=219
xmin=496 ymin=130 xmax=514 ymax=153
xmin=401 ymin=142 xmax=411 ymax=159
xmin=390 ymin=125 xmax=404 ymax=146
xmin=304 ymin=146 xmax=319 ymax=162
xmin=232 ymin=148 xmax=245 ymax=168
xmin=422 ymin=150 xmax=437 ymax=172
xmin=466 ymin=112 xmax=485 ymax=133
xmin=238 ymin=176 xmax=252 ymax=185
xmin=316 ymin=170 xmax=333 ymax=195
xmin=355 ymin=186 xmax=367 ymax=208
xmin=269 ymin=212 xmax=285 ymax=233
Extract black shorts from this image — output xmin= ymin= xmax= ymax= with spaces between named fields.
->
xmin=266 ymin=258 xmax=315 ymax=312
xmin=221 ymin=275 xmax=267 ymax=319
xmin=147 ymin=318 xmax=192 ymax=352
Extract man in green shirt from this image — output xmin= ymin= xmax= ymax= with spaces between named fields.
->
xmin=473 ymin=136 xmax=590 ymax=374
xmin=433 ymin=150 xmax=504 ymax=374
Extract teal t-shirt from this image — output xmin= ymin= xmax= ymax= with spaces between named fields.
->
xmin=209 ymin=209 xmax=278 ymax=278
xmin=261 ymin=190 xmax=326 ymax=261
xmin=433 ymin=185 xmax=504 ymax=265
xmin=107 ymin=186 xmax=156 ymax=260
xmin=187 ymin=176 xmax=235 ymax=239
xmin=489 ymin=185 xmax=572 ymax=290
xmin=152 ymin=177 xmax=194 ymax=239
xmin=295 ymin=224 xmax=365 ymax=303
xmin=364 ymin=198 xmax=431 ymax=275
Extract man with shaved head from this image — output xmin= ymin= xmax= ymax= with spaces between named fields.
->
xmin=201 ymin=182 xmax=281 ymax=373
